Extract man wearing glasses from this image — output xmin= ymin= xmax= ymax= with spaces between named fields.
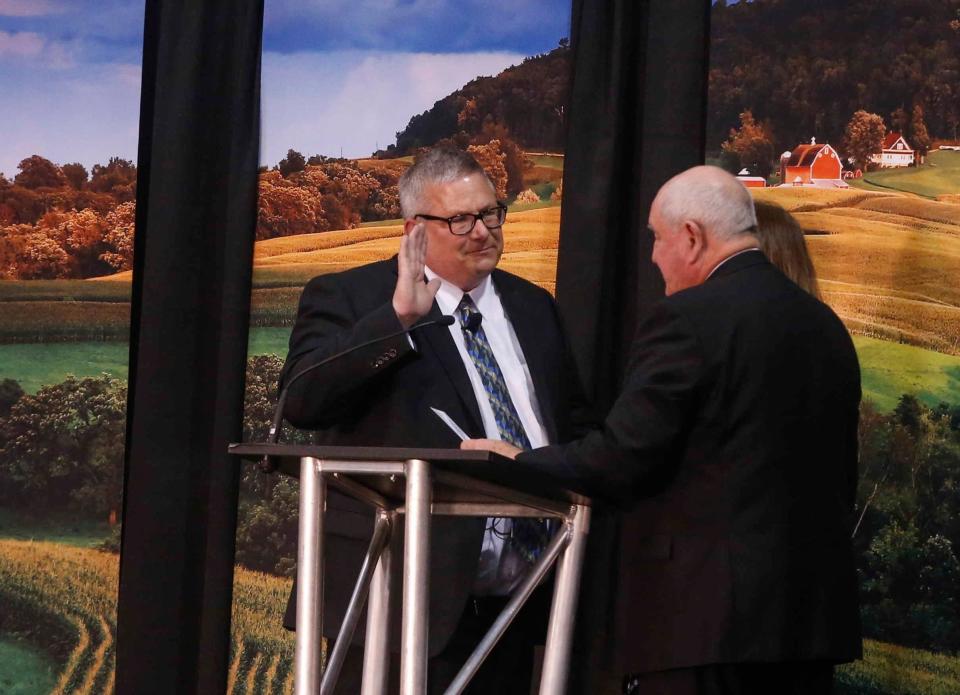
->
xmin=279 ymin=145 xmax=590 ymax=693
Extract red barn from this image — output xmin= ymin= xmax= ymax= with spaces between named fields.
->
xmin=779 ymin=140 xmax=847 ymax=188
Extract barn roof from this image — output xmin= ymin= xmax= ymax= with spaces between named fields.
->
xmin=787 ymin=143 xmax=827 ymax=167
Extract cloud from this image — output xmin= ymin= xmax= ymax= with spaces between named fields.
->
xmin=260 ymin=50 xmax=524 ymax=164
xmin=0 ymin=0 xmax=66 ymax=17
xmin=0 ymin=29 xmax=79 ymax=67
xmin=0 ymin=28 xmax=41 ymax=56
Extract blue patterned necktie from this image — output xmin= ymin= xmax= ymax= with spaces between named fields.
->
xmin=457 ymin=294 xmax=548 ymax=561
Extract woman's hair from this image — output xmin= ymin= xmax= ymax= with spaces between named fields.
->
xmin=753 ymin=200 xmax=821 ymax=299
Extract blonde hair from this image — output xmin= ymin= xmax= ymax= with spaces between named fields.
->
xmin=753 ymin=200 xmax=821 ymax=299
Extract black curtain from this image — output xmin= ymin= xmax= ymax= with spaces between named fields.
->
xmin=555 ymin=0 xmax=711 ymax=690
xmin=115 ymin=1 xmax=264 ymax=693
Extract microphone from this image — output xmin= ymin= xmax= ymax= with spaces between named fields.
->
xmin=462 ymin=310 xmax=482 ymax=332
xmin=260 ymin=314 xmax=456 ymax=472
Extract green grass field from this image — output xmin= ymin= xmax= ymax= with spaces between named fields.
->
xmin=0 ymin=343 xmax=130 ymax=393
xmin=854 ymin=150 xmax=960 ymax=199
xmin=2 ymin=330 xmax=958 ymax=412
xmin=853 ymin=336 xmax=960 ymax=411
xmin=0 ymin=508 xmax=112 ymax=548
xmin=0 ymin=637 xmax=56 ymax=695
xmin=0 ymin=327 xmax=292 ymax=393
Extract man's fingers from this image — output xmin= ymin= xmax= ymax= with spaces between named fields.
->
xmin=460 ymin=439 xmax=522 ymax=460
xmin=426 ymin=277 xmax=441 ymax=298
xmin=461 ymin=439 xmax=493 ymax=450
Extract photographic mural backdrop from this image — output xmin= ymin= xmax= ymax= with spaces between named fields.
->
xmin=708 ymin=1 xmax=960 ymax=693
xmin=229 ymin=1 xmax=573 ymax=692
xmin=0 ymin=1 xmax=144 ymax=693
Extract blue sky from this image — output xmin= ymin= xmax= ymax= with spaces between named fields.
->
xmin=0 ymin=0 xmax=570 ymax=178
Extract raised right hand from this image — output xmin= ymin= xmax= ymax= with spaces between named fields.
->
xmin=393 ymin=222 xmax=441 ymax=328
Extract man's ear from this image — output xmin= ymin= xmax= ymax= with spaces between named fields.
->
xmin=684 ymin=220 xmax=707 ymax=262
xmin=402 ymin=218 xmax=417 ymax=235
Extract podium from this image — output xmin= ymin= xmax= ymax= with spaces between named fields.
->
xmin=229 ymin=443 xmax=591 ymax=695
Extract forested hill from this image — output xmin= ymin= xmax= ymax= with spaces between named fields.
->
xmin=389 ymin=43 xmax=570 ymax=155
xmin=708 ymin=0 xmax=960 ymax=152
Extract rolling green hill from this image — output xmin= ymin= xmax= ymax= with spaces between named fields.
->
xmin=853 ymin=150 xmax=960 ymax=198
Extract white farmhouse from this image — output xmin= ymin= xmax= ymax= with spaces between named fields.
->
xmin=871 ymin=132 xmax=915 ymax=168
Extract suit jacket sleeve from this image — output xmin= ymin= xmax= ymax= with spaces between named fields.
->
xmin=280 ymin=271 xmax=416 ymax=429
xmin=517 ymin=301 xmax=704 ymax=504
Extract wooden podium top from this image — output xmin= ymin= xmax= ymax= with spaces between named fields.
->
xmin=228 ymin=442 xmax=590 ymax=512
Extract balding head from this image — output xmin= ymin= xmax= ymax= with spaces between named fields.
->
xmin=648 ymin=165 xmax=759 ymax=295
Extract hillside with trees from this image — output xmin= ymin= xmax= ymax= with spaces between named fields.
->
xmin=709 ymin=0 xmax=960 ymax=159
xmin=0 ymin=156 xmax=135 ymax=279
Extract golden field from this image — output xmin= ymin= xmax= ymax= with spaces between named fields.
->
xmin=758 ymin=188 xmax=960 ymax=355
xmin=245 ymin=191 xmax=960 ymax=356
xmin=15 ymin=186 xmax=960 ymax=357
xmin=251 ymin=205 xmax=563 ymax=295
xmin=0 ymin=539 xmax=295 ymax=695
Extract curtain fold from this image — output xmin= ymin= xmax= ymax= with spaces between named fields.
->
xmin=115 ymin=1 xmax=264 ymax=693
xmin=555 ymin=1 xmax=711 ymax=690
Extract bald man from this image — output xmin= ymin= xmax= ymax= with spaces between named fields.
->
xmin=466 ymin=166 xmax=862 ymax=694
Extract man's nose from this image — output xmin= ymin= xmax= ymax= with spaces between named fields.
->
xmin=468 ymin=217 xmax=490 ymax=238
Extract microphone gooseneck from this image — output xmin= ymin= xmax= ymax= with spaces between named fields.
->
xmin=259 ymin=314 xmax=455 ymax=472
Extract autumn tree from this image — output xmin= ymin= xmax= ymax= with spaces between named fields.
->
xmin=256 ymin=170 xmax=328 ymax=240
xmin=101 ymin=201 xmax=136 ymax=271
xmin=278 ymin=149 xmax=306 ymax=177
xmin=467 ymin=140 xmax=508 ymax=199
xmin=721 ymin=110 xmax=776 ymax=177
xmin=844 ymin=110 xmax=886 ymax=170
xmin=911 ymin=104 xmax=932 ymax=157
xmin=14 ymin=155 xmax=67 ymax=190
xmin=17 ymin=230 xmax=70 ymax=279
xmin=89 ymin=157 xmax=136 ymax=202
xmin=62 ymin=162 xmax=89 ymax=190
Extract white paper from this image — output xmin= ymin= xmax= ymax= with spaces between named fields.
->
xmin=430 ymin=407 xmax=469 ymax=441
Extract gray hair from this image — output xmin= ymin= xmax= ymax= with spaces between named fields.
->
xmin=398 ymin=145 xmax=495 ymax=218
xmin=655 ymin=165 xmax=757 ymax=240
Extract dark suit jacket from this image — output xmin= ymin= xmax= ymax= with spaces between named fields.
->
xmin=520 ymin=250 xmax=862 ymax=676
xmin=279 ymin=256 xmax=590 ymax=655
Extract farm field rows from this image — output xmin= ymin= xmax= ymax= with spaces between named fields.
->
xmin=0 ymin=540 xmax=295 ymax=695
xmin=0 ymin=538 xmax=954 ymax=695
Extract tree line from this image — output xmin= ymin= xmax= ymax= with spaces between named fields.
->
xmin=388 ymin=42 xmax=569 ymax=160
xmin=709 ymin=0 xmax=960 ymax=161
xmin=0 ymin=156 xmax=136 ymax=279
xmin=257 ymin=138 xmax=524 ymax=241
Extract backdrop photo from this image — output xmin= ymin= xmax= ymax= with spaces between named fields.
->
xmin=709 ymin=2 xmax=960 ymax=693
xmin=228 ymin=2 xmax=573 ymax=690
xmin=0 ymin=2 xmax=144 ymax=693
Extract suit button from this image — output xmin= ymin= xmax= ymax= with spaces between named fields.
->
xmin=387 ymin=349 xmax=397 ymax=358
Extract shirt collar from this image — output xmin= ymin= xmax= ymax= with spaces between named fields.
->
xmin=424 ymin=266 xmax=493 ymax=313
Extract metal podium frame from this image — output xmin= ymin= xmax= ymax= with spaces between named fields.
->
xmin=229 ymin=444 xmax=591 ymax=695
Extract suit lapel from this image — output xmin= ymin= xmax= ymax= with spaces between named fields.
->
xmin=494 ymin=270 xmax=559 ymax=444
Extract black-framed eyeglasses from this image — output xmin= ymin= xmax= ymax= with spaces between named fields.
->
xmin=415 ymin=203 xmax=507 ymax=236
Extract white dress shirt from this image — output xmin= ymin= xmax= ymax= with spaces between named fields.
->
xmin=425 ymin=266 xmax=549 ymax=594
